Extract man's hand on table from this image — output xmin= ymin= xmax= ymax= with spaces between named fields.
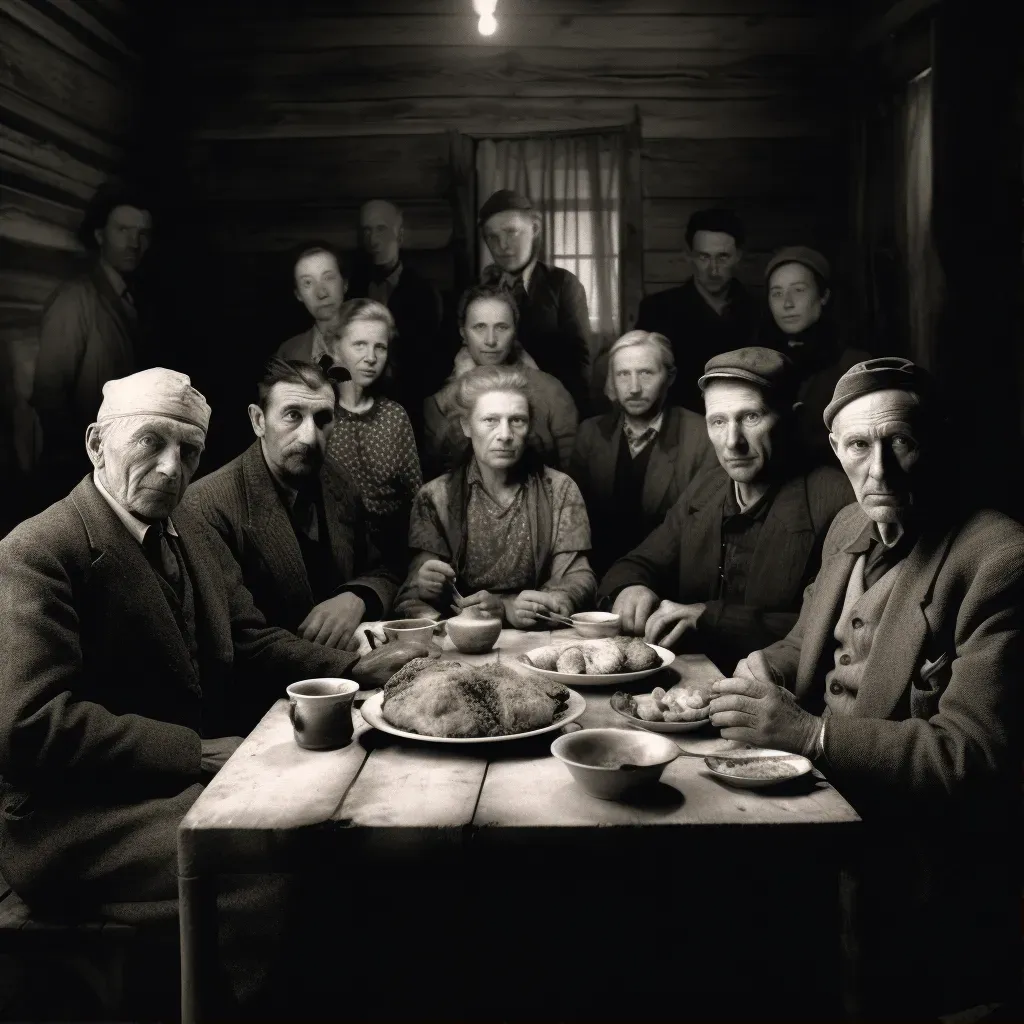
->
xmin=612 ymin=585 xmax=659 ymax=635
xmin=352 ymin=640 xmax=434 ymax=689
xmin=643 ymin=600 xmax=707 ymax=648
xmin=708 ymin=651 xmax=820 ymax=757
xmin=298 ymin=592 xmax=366 ymax=650
xmin=201 ymin=736 xmax=244 ymax=777
xmin=508 ymin=590 xmax=572 ymax=629
xmin=453 ymin=590 xmax=504 ymax=620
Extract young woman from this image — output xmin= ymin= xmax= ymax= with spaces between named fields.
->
xmin=396 ymin=364 xmax=595 ymax=626
xmin=421 ymin=285 xmax=577 ymax=479
xmin=324 ymin=298 xmax=422 ymax=568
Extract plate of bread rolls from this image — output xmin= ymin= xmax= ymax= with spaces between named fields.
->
xmin=517 ymin=636 xmax=674 ymax=686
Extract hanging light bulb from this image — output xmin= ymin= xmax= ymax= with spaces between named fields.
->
xmin=478 ymin=11 xmax=497 ymax=35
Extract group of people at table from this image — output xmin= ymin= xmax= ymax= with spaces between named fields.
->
xmin=0 ymin=184 xmax=1020 ymax=1021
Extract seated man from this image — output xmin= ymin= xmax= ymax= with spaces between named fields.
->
xmin=570 ymin=329 xmax=717 ymax=578
xmin=183 ymin=358 xmax=398 ymax=648
xmin=0 ymin=368 xmax=426 ymax=1014
xmin=708 ymin=357 xmax=1024 ymax=1020
xmin=599 ymin=347 xmax=851 ymax=673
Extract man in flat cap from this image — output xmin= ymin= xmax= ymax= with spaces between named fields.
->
xmin=599 ymin=347 xmax=851 ymax=674
xmin=635 ymin=208 xmax=758 ymax=413
xmin=709 ymin=357 xmax=1024 ymax=1019
xmin=0 ymin=368 xmax=428 ymax=1015
xmin=479 ymin=189 xmax=592 ymax=413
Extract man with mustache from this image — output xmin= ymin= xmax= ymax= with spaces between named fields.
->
xmin=708 ymin=357 xmax=1024 ymax=1020
xmin=183 ymin=357 xmax=398 ymax=649
xmin=479 ymin=189 xmax=593 ymax=415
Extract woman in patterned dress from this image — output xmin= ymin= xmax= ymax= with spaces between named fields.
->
xmin=324 ymin=298 xmax=422 ymax=572
xmin=395 ymin=364 xmax=596 ymax=625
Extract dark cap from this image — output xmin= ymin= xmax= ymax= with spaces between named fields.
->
xmin=764 ymin=245 xmax=831 ymax=285
xmin=698 ymin=346 xmax=796 ymax=399
xmin=478 ymin=189 xmax=534 ymax=227
xmin=823 ymin=356 xmax=932 ymax=429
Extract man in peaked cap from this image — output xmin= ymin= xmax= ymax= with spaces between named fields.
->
xmin=708 ymin=357 xmax=1024 ymax=1019
xmin=478 ymin=188 xmax=593 ymax=413
xmin=0 ymin=368 xmax=429 ymax=1015
xmin=599 ymin=346 xmax=851 ymax=674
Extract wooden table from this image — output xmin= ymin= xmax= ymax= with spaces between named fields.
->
xmin=178 ymin=629 xmax=862 ymax=1023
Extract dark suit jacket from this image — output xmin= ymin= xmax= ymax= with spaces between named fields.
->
xmin=182 ymin=441 xmax=398 ymax=629
xmin=635 ymin=279 xmax=758 ymax=412
xmin=598 ymin=464 xmax=852 ymax=672
xmin=276 ymin=327 xmax=315 ymax=363
xmin=569 ymin=406 xmax=717 ymax=577
xmin=512 ymin=262 xmax=592 ymax=415
xmin=0 ymin=476 xmax=361 ymax=903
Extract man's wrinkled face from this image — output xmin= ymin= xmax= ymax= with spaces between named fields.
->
xmin=461 ymin=390 xmax=530 ymax=471
xmin=294 ymin=251 xmax=345 ymax=323
xmin=689 ymin=229 xmax=740 ymax=297
xmin=612 ymin=344 xmax=671 ymax=420
xmin=482 ymin=210 xmax=539 ymax=275
xmin=462 ymin=297 xmax=516 ymax=365
xmin=768 ymin=262 xmax=829 ymax=336
xmin=88 ymin=415 xmax=204 ymax=521
xmin=360 ymin=201 xmax=402 ymax=267
xmin=250 ymin=382 xmax=336 ymax=483
xmin=704 ymin=381 xmax=781 ymax=486
xmin=96 ymin=205 xmax=152 ymax=275
xmin=830 ymin=390 xmax=924 ymax=526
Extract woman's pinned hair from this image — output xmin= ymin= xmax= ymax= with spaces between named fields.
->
xmin=452 ymin=364 xmax=533 ymax=422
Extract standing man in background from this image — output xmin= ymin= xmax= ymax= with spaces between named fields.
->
xmin=31 ymin=182 xmax=154 ymax=508
xmin=635 ymin=208 xmax=757 ymax=413
xmin=479 ymin=189 xmax=592 ymax=415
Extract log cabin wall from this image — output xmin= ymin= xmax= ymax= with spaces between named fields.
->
xmin=0 ymin=0 xmax=147 ymax=528
xmin=156 ymin=0 xmax=849 ymax=467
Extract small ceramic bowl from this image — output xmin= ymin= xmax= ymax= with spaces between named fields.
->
xmin=381 ymin=618 xmax=439 ymax=644
xmin=446 ymin=613 xmax=502 ymax=654
xmin=570 ymin=611 xmax=622 ymax=639
xmin=550 ymin=728 xmax=679 ymax=800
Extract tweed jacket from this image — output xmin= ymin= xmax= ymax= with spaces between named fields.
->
xmin=181 ymin=441 xmax=399 ymax=630
xmin=598 ymin=464 xmax=852 ymax=672
xmin=761 ymin=501 xmax=1024 ymax=823
xmin=569 ymin=406 xmax=718 ymax=576
xmin=0 ymin=476 xmax=362 ymax=900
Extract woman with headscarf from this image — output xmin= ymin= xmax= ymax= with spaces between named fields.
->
xmin=421 ymin=285 xmax=578 ymax=479
xmin=396 ymin=364 xmax=595 ymax=625
xmin=759 ymin=246 xmax=870 ymax=465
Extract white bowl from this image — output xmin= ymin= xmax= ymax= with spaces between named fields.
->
xmin=446 ymin=613 xmax=502 ymax=654
xmin=550 ymin=728 xmax=679 ymax=800
xmin=570 ymin=611 xmax=621 ymax=639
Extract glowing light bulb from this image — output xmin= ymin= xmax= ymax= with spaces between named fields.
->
xmin=478 ymin=12 xmax=497 ymax=35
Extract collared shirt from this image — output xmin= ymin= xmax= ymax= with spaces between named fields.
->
xmin=843 ymin=517 xmax=915 ymax=591
xmin=622 ymin=409 xmax=665 ymax=459
xmin=367 ymin=261 xmax=403 ymax=307
xmin=93 ymin=471 xmax=178 ymax=544
xmin=715 ymin=481 xmax=777 ymax=602
xmin=483 ymin=258 xmax=538 ymax=296
xmin=309 ymin=324 xmax=332 ymax=367
xmin=99 ymin=259 xmax=135 ymax=314
xmin=261 ymin=451 xmax=321 ymax=543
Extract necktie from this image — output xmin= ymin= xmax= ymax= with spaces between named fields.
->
xmin=511 ymin=275 xmax=528 ymax=313
xmin=143 ymin=521 xmax=183 ymax=600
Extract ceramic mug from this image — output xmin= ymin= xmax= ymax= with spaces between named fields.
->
xmin=286 ymin=678 xmax=360 ymax=751
xmin=378 ymin=618 xmax=443 ymax=645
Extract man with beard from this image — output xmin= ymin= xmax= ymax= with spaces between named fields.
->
xmin=276 ymin=241 xmax=348 ymax=368
xmin=32 ymin=182 xmax=155 ymax=507
xmin=183 ymin=358 xmax=398 ymax=648
xmin=347 ymin=200 xmax=445 ymax=438
xmin=479 ymin=189 xmax=592 ymax=414
xmin=635 ymin=208 xmax=758 ymax=413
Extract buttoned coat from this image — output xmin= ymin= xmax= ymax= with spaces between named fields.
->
xmin=182 ymin=442 xmax=398 ymax=630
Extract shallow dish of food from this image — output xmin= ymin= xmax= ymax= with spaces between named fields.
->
xmin=610 ymin=683 xmax=713 ymax=733
xmin=518 ymin=637 xmax=673 ymax=686
xmin=550 ymin=727 xmax=680 ymax=800
xmin=360 ymin=657 xmax=586 ymax=744
xmin=704 ymin=750 xmax=813 ymax=789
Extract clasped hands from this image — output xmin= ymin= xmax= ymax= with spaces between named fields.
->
xmin=612 ymin=585 xmax=706 ymax=647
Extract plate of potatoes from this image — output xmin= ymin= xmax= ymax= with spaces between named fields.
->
xmin=518 ymin=637 xmax=674 ymax=686
xmin=610 ymin=684 xmax=713 ymax=733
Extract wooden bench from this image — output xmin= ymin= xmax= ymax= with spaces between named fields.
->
xmin=0 ymin=877 xmax=137 ymax=1018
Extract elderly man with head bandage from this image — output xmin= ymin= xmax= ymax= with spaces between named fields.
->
xmin=0 ymin=367 xmax=429 ymax=1016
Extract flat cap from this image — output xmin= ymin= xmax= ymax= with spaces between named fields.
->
xmin=765 ymin=245 xmax=831 ymax=285
xmin=478 ymin=189 xmax=534 ymax=226
xmin=698 ymin=346 xmax=796 ymax=398
xmin=823 ymin=356 xmax=931 ymax=429
xmin=97 ymin=367 xmax=211 ymax=432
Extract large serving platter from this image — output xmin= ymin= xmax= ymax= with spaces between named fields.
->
xmin=516 ymin=643 xmax=675 ymax=688
xmin=359 ymin=688 xmax=587 ymax=745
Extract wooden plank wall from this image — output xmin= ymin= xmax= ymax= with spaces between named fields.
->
xmin=0 ymin=0 xmax=143 ymax=518
xmin=171 ymin=0 xmax=848 ymax=346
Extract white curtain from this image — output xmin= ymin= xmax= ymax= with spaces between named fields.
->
xmin=476 ymin=131 xmax=623 ymax=351
xmin=901 ymin=68 xmax=945 ymax=368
